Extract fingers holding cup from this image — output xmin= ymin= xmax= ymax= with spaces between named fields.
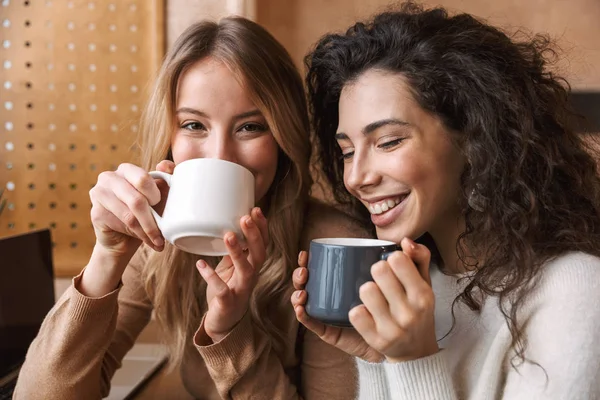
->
xmin=293 ymin=251 xmax=309 ymax=290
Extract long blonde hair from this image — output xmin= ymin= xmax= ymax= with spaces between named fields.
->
xmin=136 ymin=17 xmax=312 ymax=366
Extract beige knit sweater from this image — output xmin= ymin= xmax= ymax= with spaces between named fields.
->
xmin=14 ymin=202 xmax=368 ymax=399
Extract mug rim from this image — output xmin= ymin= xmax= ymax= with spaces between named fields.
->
xmin=174 ymin=158 xmax=254 ymax=177
xmin=311 ymin=238 xmax=396 ymax=247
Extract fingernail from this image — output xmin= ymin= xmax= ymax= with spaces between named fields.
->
xmin=296 ymin=291 xmax=302 ymax=299
xmin=298 ymin=251 xmax=304 ymax=264
xmin=256 ymin=208 xmax=265 ymax=219
xmin=197 ymin=260 xmax=207 ymax=269
xmin=244 ymin=216 xmax=254 ymax=227
xmin=297 ymin=268 xmax=304 ymax=278
xmin=227 ymin=234 xmax=237 ymax=246
xmin=404 ymin=237 xmax=416 ymax=250
xmin=154 ymin=237 xmax=164 ymax=247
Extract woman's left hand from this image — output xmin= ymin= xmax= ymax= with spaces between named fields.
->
xmin=351 ymin=237 xmax=439 ymax=363
xmin=196 ymin=207 xmax=268 ymax=343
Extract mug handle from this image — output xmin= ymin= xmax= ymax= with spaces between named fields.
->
xmin=148 ymin=171 xmax=173 ymax=230
xmin=380 ymin=246 xmax=401 ymax=261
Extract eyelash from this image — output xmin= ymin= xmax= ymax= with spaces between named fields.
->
xmin=238 ymin=123 xmax=267 ymax=134
xmin=341 ymin=151 xmax=354 ymax=161
xmin=378 ymin=138 xmax=404 ymax=149
xmin=179 ymin=122 xmax=268 ymax=134
xmin=181 ymin=122 xmax=205 ymax=131
xmin=340 ymin=138 xmax=404 ymax=161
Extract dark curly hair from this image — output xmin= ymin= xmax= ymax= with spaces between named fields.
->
xmin=305 ymin=1 xmax=600 ymax=364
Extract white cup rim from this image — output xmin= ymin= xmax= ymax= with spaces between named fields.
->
xmin=175 ymin=157 xmax=252 ymax=173
xmin=312 ymin=238 xmax=396 ymax=247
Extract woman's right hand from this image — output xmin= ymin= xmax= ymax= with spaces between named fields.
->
xmin=80 ymin=161 xmax=173 ymax=297
xmin=89 ymin=162 xmax=173 ymax=256
xmin=291 ymin=251 xmax=384 ymax=363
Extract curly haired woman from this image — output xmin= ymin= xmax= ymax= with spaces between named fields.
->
xmin=292 ymin=3 xmax=600 ymax=399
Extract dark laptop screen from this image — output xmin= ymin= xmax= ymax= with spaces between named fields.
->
xmin=0 ymin=229 xmax=54 ymax=377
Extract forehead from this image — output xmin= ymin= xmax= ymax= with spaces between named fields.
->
xmin=337 ymin=70 xmax=417 ymax=132
xmin=176 ymin=58 xmax=255 ymax=108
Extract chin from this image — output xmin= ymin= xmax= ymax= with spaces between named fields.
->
xmin=375 ymin=227 xmax=403 ymax=244
xmin=376 ymin=223 xmax=421 ymax=245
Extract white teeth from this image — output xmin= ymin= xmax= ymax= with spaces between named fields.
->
xmin=368 ymin=196 xmax=405 ymax=215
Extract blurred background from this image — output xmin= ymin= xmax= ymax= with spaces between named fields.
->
xmin=1 ymin=0 xmax=599 ymax=277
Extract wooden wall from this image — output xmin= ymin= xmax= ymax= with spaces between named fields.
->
xmin=0 ymin=0 xmax=164 ymax=276
xmin=255 ymin=0 xmax=600 ymax=90
xmin=165 ymin=0 xmax=600 ymax=88
xmin=166 ymin=0 xmax=255 ymax=48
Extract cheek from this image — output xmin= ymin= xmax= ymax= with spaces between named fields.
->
xmin=411 ymin=154 xmax=463 ymax=210
xmin=242 ymin=137 xmax=279 ymax=195
xmin=387 ymin=152 xmax=429 ymax=187
xmin=426 ymin=146 xmax=464 ymax=195
xmin=170 ymin=135 xmax=199 ymax=163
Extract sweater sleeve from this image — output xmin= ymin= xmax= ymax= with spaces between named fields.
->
xmin=13 ymin=247 xmax=154 ymax=400
xmin=355 ymin=358 xmax=391 ymax=399
xmin=500 ymin=253 xmax=600 ymax=399
xmin=383 ymin=352 xmax=457 ymax=400
xmin=194 ymin=311 xmax=359 ymax=399
xmin=355 ymin=353 xmax=456 ymax=400
xmin=194 ymin=311 xmax=301 ymax=399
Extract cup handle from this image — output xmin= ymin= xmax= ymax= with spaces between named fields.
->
xmin=380 ymin=245 xmax=401 ymax=261
xmin=148 ymin=171 xmax=172 ymax=230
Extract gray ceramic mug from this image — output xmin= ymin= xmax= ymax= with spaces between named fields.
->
xmin=304 ymin=238 xmax=399 ymax=327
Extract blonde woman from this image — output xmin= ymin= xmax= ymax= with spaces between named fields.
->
xmin=14 ymin=17 xmax=368 ymax=399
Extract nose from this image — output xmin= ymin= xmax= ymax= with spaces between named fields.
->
xmin=345 ymin=151 xmax=381 ymax=192
xmin=202 ymin=130 xmax=237 ymax=163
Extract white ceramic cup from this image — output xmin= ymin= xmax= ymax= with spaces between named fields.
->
xmin=148 ymin=158 xmax=254 ymax=256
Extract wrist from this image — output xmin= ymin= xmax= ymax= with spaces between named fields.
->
xmin=207 ymin=331 xmax=227 ymax=344
xmin=385 ymin=347 xmax=440 ymax=364
xmin=206 ymin=323 xmax=234 ymax=344
xmin=79 ymin=244 xmax=133 ymax=297
xmin=204 ymin=310 xmax=249 ymax=344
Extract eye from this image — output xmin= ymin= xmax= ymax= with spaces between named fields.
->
xmin=378 ymin=138 xmax=404 ymax=150
xmin=341 ymin=150 xmax=354 ymax=161
xmin=181 ymin=121 xmax=205 ymax=131
xmin=239 ymin=122 xmax=267 ymax=133
xmin=337 ymin=141 xmax=354 ymax=162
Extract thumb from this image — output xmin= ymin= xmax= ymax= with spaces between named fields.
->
xmin=401 ymin=237 xmax=432 ymax=285
xmin=156 ymin=159 xmax=176 ymax=174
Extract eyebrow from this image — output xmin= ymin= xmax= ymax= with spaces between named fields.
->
xmin=335 ymin=118 xmax=409 ymax=140
xmin=176 ymin=107 xmax=263 ymax=121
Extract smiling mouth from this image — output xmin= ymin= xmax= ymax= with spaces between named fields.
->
xmin=367 ymin=194 xmax=409 ymax=215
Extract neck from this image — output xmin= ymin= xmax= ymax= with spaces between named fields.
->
xmin=430 ymin=215 xmax=470 ymax=274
